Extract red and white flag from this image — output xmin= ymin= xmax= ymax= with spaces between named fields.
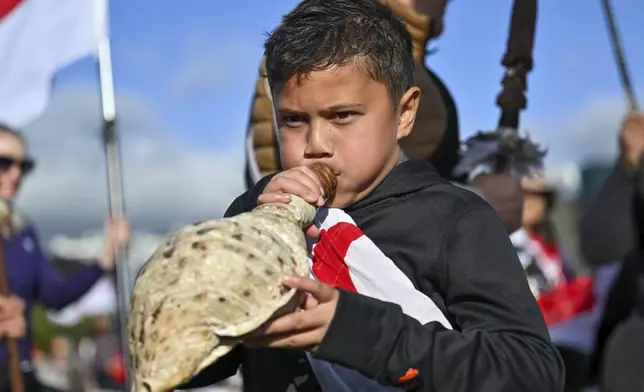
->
xmin=307 ymin=208 xmax=451 ymax=327
xmin=0 ymin=0 xmax=100 ymax=127
xmin=305 ymin=208 xmax=451 ymax=391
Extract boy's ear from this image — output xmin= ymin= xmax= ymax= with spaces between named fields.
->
xmin=396 ymin=86 xmax=421 ymax=141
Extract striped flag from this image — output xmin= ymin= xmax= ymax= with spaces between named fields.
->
xmin=305 ymin=208 xmax=452 ymax=392
xmin=0 ymin=0 xmax=98 ymax=127
xmin=308 ymin=208 xmax=451 ymax=327
xmin=510 ymin=228 xmax=622 ymax=355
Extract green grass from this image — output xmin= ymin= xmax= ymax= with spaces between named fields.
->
xmin=30 ymin=304 xmax=95 ymax=352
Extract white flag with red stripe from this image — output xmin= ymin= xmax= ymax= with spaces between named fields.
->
xmin=305 ymin=208 xmax=451 ymax=391
xmin=0 ymin=0 xmax=99 ymax=127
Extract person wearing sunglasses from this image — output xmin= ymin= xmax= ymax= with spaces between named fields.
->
xmin=0 ymin=124 xmax=130 ymax=392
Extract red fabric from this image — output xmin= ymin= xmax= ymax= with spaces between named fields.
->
xmin=530 ymin=233 xmax=560 ymax=261
xmin=526 ymin=232 xmax=597 ymax=326
xmin=0 ymin=0 xmax=22 ymax=20
xmin=106 ymin=353 xmax=125 ymax=385
xmin=311 ymin=222 xmax=362 ymax=292
xmin=537 ymin=275 xmax=596 ymax=327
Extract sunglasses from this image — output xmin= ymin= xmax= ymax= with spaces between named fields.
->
xmin=0 ymin=156 xmax=35 ymax=175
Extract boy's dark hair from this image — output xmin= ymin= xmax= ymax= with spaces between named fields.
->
xmin=263 ymin=0 xmax=414 ymax=105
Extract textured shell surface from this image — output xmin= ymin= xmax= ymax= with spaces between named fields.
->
xmin=128 ymin=197 xmax=316 ymax=392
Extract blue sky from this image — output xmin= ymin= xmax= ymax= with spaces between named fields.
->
xmin=14 ymin=0 xmax=644 ymax=240
xmin=52 ymin=0 xmax=644 ymax=161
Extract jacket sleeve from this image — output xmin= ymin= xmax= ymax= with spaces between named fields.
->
xmin=178 ymin=175 xmax=274 ymax=389
xmin=580 ymin=164 xmax=637 ymax=267
xmin=313 ymin=206 xmax=565 ymax=392
xmin=26 ymin=226 xmax=104 ymax=310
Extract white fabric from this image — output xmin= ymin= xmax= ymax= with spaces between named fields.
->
xmin=510 ymin=228 xmax=566 ymax=298
xmin=510 ymin=228 xmax=533 ymax=269
xmin=305 ymin=208 xmax=451 ymax=391
xmin=46 ymin=276 xmax=116 ymax=326
xmin=0 ymin=0 xmax=97 ymax=127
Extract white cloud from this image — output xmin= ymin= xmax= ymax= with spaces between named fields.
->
xmin=17 ymin=84 xmax=246 ymax=239
xmin=525 ymin=93 xmax=639 ymax=166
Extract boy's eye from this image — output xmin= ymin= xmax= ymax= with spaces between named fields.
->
xmin=333 ymin=111 xmax=357 ymax=122
xmin=281 ymin=115 xmax=305 ymax=127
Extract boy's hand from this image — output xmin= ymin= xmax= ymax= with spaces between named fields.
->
xmin=259 ymin=166 xmax=326 ymax=206
xmin=244 ymin=276 xmax=339 ymax=352
xmin=258 ymin=166 xmax=327 ymax=237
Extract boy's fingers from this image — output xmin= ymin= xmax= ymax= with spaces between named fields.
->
xmin=283 ymin=276 xmax=337 ymax=303
xmin=244 ymin=329 xmax=323 ymax=351
xmin=257 ymin=193 xmax=292 ymax=205
xmin=251 ymin=307 xmax=326 ymax=337
xmin=272 ymin=176 xmax=320 ymax=203
xmin=287 ymin=170 xmax=324 ymax=199
xmin=296 ymin=166 xmax=325 ymax=195
xmin=301 ymin=294 xmax=320 ymax=310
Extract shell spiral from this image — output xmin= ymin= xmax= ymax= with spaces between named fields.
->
xmin=127 ymin=163 xmax=336 ymax=392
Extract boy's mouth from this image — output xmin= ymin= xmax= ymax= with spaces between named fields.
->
xmin=309 ymin=162 xmax=340 ymax=177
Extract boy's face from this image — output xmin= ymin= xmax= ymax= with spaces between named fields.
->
xmin=273 ymin=64 xmax=420 ymax=207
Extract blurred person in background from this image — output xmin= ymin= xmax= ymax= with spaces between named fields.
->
xmin=511 ymin=175 xmax=596 ymax=392
xmin=581 ymin=112 xmax=644 ymax=268
xmin=599 ymin=262 xmax=644 ymax=392
xmin=577 ymin=112 xmax=644 ymax=384
xmin=513 ymin=176 xmax=571 ymax=300
xmin=87 ymin=315 xmax=123 ymax=390
xmin=0 ymin=124 xmax=130 ymax=392
xmin=580 ymin=111 xmax=644 ymax=391
xmin=33 ymin=335 xmax=70 ymax=392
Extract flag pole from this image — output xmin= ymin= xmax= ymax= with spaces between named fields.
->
xmin=600 ymin=0 xmax=639 ymax=111
xmin=94 ymin=0 xmax=132 ymax=389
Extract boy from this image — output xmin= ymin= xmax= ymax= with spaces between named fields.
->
xmin=181 ymin=0 xmax=564 ymax=390
xmin=244 ymin=0 xmax=456 ymax=186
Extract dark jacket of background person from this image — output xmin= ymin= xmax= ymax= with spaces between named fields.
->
xmin=582 ymin=165 xmax=644 ymax=383
xmin=580 ymin=164 xmax=637 ymax=267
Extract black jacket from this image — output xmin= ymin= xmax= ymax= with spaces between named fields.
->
xmin=182 ymin=160 xmax=564 ymax=392
xmin=580 ymin=164 xmax=638 ymax=266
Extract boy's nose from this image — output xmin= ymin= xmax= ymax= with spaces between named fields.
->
xmin=304 ymin=124 xmax=333 ymax=158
